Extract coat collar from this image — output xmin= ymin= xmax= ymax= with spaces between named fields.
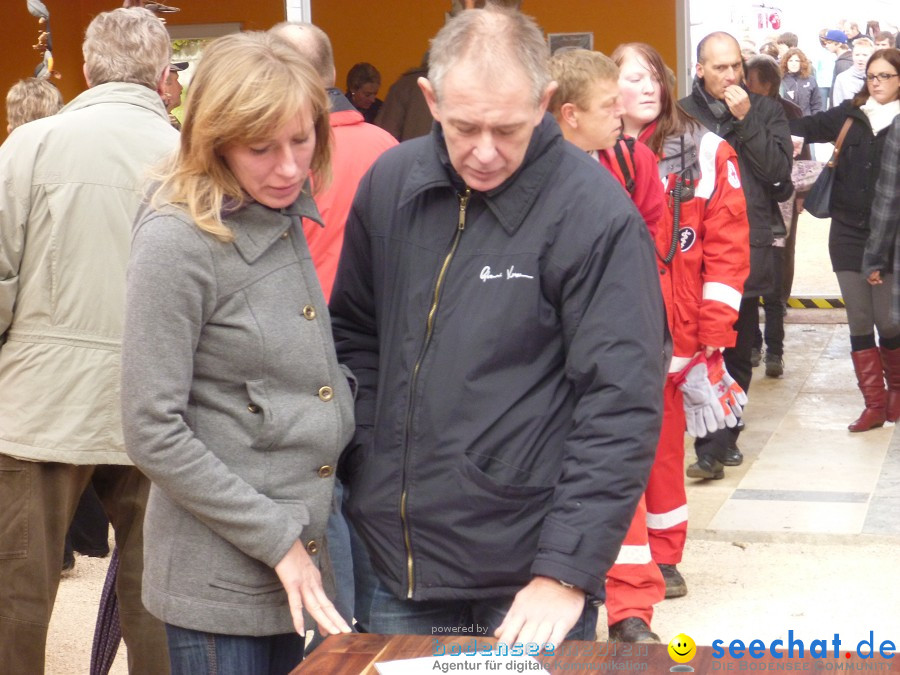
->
xmin=229 ymin=192 xmax=323 ymax=264
xmin=397 ymin=112 xmax=563 ymax=236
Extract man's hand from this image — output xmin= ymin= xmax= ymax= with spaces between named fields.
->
xmin=274 ymin=539 xmax=352 ymax=637
xmin=494 ymin=576 xmax=586 ymax=650
xmin=723 ymin=85 xmax=751 ymax=120
xmin=868 ymin=270 xmax=883 ymax=285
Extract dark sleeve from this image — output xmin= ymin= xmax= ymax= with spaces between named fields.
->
xmin=732 ymin=95 xmax=792 ymax=186
xmin=809 ymin=80 xmax=824 ymax=115
xmin=790 ymin=103 xmax=848 ymax=143
xmin=329 ymin=172 xmax=380 ymax=476
xmin=863 ymin=118 xmax=900 ymax=275
xmin=530 ymin=192 xmax=666 ymax=594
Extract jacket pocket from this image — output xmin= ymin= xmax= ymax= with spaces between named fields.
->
xmin=209 ymin=500 xmax=310 ymax=596
xmin=0 ymin=466 xmax=28 ymax=559
xmin=245 ymin=379 xmax=276 ymax=450
xmin=458 ymin=454 xmax=553 ymax=500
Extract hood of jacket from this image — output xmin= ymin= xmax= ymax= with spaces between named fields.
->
xmin=397 ymin=112 xmax=564 ymax=236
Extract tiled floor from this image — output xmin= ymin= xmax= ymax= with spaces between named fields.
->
xmin=685 ymin=318 xmax=900 ymax=541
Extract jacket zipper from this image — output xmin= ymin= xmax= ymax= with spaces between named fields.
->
xmin=400 ymin=188 xmax=470 ymax=599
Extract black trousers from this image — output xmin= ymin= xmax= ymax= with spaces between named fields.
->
xmin=695 ymin=296 xmax=758 ymax=459
xmin=63 ymin=481 xmax=110 ymax=564
xmin=754 ymin=247 xmax=786 ymax=357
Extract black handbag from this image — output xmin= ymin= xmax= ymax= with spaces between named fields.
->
xmin=803 ymin=118 xmax=853 ymax=219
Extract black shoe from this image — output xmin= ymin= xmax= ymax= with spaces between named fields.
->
xmin=62 ymin=554 xmax=75 ymax=573
xmin=608 ymin=617 xmax=661 ymax=643
xmin=686 ymin=455 xmax=724 ymax=479
xmin=765 ymin=354 xmax=784 ymax=378
xmin=658 ymin=564 xmax=688 ymax=598
xmin=719 ymin=444 xmax=743 ymax=467
xmin=750 ymin=347 xmax=762 ymax=368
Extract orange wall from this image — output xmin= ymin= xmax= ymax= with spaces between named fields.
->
xmin=1 ymin=0 xmax=285 ymax=138
xmin=2 ymin=1 xmax=676 ymax=136
xmin=314 ymin=1 xmax=678 ymax=95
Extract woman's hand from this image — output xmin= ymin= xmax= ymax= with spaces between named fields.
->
xmin=274 ymin=539 xmax=352 ymax=637
xmin=867 ymin=270 xmax=883 ymax=286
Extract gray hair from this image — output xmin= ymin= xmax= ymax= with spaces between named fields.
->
xmin=270 ymin=22 xmax=335 ymax=87
xmin=83 ymin=7 xmax=171 ymax=89
xmin=428 ymin=7 xmax=550 ymax=106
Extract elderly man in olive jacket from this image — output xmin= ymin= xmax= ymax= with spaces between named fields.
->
xmin=0 ymin=8 xmax=177 ymax=673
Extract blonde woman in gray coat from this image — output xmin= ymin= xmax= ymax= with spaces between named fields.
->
xmin=121 ymin=32 xmax=354 ymax=673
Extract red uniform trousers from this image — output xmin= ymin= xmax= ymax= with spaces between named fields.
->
xmin=604 ymin=495 xmax=666 ymax=626
xmin=646 ymin=376 xmax=688 ymax=564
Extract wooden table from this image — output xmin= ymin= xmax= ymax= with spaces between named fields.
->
xmin=291 ymin=633 xmax=898 ymax=674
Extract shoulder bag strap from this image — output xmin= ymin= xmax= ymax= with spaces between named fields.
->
xmin=828 ymin=118 xmax=854 ymax=168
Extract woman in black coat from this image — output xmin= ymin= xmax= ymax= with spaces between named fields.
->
xmin=790 ymin=48 xmax=900 ymax=432
xmin=780 ymin=48 xmax=823 ymax=116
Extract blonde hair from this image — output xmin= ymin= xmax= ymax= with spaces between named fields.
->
xmin=83 ymin=7 xmax=170 ymax=89
xmin=6 ymin=77 xmax=63 ymax=130
xmin=152 ymin=31 xmax=331 ymax=242
xmin=548 ymin=49 xmax=618 ymax=115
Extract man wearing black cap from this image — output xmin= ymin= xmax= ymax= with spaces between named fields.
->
xmin=162 ymin=61 xmax=186 ymax=129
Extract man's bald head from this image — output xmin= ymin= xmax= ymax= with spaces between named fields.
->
xmin=270 ymin=22 xmax=336 ymax=87
xmin=697 ymin=31 xmax=741 ymax=63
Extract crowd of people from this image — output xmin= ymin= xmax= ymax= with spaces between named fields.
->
xmin=1 ymin=2 xmax=900 ymax=673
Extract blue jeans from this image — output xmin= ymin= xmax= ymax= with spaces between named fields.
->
xmin=165 ymin=624 xmax=304 ymax=675
xmin=362 ymin=575 xmax=598 ymax=643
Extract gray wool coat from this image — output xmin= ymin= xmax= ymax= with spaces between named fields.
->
xmin=121 ymin=195 xmax=355 ymax=636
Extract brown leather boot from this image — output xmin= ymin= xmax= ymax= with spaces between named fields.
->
xmin=849 ymin=348 xmax=887 ymax=432
xmin=880 ymin=346 xmax=900 ymax=423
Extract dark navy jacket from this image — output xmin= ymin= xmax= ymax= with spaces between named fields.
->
xmin=330 ymin=114 xmax=666 ymax=602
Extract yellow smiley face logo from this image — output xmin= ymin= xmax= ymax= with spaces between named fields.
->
xmin=668 ymin=633 xmax=697 ymax=663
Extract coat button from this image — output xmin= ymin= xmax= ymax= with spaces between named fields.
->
xmin=317 ymin=386 xmax=334 ymax=402
xmin=280 ymin=231 xmax=289 ymax=239
xmin=306 ymin=540 xmax=319 ymax=555
xmin=247 ymin=403 xmax=261 ymax=414
xmin=303 ymin=305 xmax=317 ymax=320
xmin=317 ymin=465 xmax=334 ymax=478
xmin=660 ymin=268 xmax=667 ymax=275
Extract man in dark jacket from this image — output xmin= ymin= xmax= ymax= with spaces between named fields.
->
xmin=330 ymin=6 xmax=666 ymax=649
xmin=680 ymin=32 xmax=792 ymax=479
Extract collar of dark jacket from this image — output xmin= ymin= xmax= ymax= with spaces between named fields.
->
xmin=229 ymin=191 xmax=323 ymax=264
xmin=397 ymin=112 xmax=563 ymax=236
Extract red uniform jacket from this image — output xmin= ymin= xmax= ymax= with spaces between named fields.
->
xmin=640 ymin=124 xmax=750 ymax=373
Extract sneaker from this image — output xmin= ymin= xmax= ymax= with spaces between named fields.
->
xmin=686 ymin=455 xmax=725 ymax=480
xmin=765 ymin=354 xmax=784 ymax=378
xmin=658 ymin=564 xmax=688 ymax=598
xmin=608 ymin=617 xmax=661 ymax=643
xmin=750 ymin=347 xmax=762 ymax=368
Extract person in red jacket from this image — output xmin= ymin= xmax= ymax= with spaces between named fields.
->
xmin=549 ymin=48 xmax=666 ymax=645
xmin=272 ymin=22 xmax=397 ymax=301
xmin=612 ymin=42 xmax=750 ymax=598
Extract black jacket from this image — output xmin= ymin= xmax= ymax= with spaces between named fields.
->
xmin=680 ymin=81 xmax=792 ymax=297
xmin=791 ymin=102 xmax=891 ymax=226
xmin=791 ymin=102 xmax=895 ymax=270
xmin=781 ymin=73 xmax=823 ymax=117
xmin=330 ymin=114 xmax=666 ymax=601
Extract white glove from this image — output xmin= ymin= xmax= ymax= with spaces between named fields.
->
xmin=676 ymin=354 xmax=726 ymax=438
xmin=707 ymin=350 xmax=748 ymax=427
